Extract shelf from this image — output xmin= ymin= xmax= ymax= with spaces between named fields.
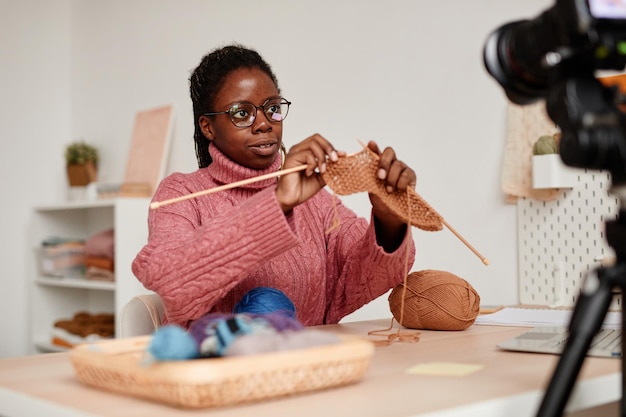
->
xmin=35 ymin=341 xmax=68 ymax=353
xmin=35 ymin=276 xmax=115 ymax=291
xmin=34 ymin=198 xmax=117 ymax=212
xmin=30 ymin=197 xmax=151 ymax=352
xmin=35 ymin=338 xmax=113 ymax=354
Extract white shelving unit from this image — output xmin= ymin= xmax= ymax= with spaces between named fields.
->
xmin=29 ymin=198 xmax=151 ymax=353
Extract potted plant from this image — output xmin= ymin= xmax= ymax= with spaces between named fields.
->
xmin=531 ymin=133 xmax=577 ymax=189
xmin=65 ymin=141 xmax=99 ymax=186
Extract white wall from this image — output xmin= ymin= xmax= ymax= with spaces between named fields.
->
xmin=0 ymin=0 xmax=554 ymax=357
xmin=0 ymin=0 xmax=71 ymax=357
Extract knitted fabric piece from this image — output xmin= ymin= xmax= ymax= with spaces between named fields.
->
xmin=321 ymin=148 xmax=443 ymax=231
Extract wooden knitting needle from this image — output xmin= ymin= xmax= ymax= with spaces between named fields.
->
xmin=440 ymin=218 xmax=489 ymax=266
xmin=149 ymin=164 xmax=308 ymax=209
xmin=150 ymin=150 xmax=364 ymax=210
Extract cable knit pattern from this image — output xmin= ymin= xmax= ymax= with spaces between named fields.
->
xmin=132 ymin=144 xmax=416 ymax=327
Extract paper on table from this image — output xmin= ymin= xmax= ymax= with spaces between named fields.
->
xmin=474 ymin=307 xmax=622 ymax=329
xmin=405 ymin=362 xmax=484 ymax=377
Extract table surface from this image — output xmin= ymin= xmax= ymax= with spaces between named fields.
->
xmin=0 ymin=320 xmax=621 ymax=417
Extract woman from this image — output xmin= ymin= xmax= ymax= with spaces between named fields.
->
xmin=132 ymin=44 xmax=416 ymax=327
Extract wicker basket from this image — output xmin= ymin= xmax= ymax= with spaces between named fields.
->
xmin=70 ymin=334 xmax=374 ymax=409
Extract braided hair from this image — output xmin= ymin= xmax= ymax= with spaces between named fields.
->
xmin=189 ymin=44 xmax=280 ymax=168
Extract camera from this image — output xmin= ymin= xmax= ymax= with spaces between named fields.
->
xmin=484 ymin=0 xmax=626 ymax=104
xmin=483 ymin=0 xmax=626 ymax=179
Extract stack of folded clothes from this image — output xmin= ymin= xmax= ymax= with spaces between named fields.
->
xmin=84 ymin=228 xmax=114 ymax=281
xmin=51 ymin=311 xmax=115 ymax=348
xmin=39 ymin=237 xmax=86 ymax=277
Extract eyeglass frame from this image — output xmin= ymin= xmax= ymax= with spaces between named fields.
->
xmin=203 ymin=97 xmax=292 ymax=128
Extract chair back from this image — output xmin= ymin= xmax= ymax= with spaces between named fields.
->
xmin=119 ymin=293 xmax=164 ymax=337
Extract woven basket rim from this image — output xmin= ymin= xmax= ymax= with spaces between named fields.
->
xmin=70 ymin=334 xmax=374 ymax=408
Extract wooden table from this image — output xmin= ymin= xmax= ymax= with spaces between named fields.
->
xmin=0 ymin=320 xmax=621 ymax=417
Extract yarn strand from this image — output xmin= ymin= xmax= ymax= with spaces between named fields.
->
xmin=367 ymin=188 xmax=420 ymax=346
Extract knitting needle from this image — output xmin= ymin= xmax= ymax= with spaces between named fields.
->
xmin=440 ymin=218 xmax=490 ymax=265
xmin=406 ymin=187 xmax=489 ymax=265
xmin=150 ymin=148 xmax=366 ymax=210
xmin=149 ymin=164 xmax=308 ymax=209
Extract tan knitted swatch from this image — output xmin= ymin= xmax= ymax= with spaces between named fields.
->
xmin=321 ymin=147 xmax=443 ymax=231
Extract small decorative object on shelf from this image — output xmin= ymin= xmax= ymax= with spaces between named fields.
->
xmin=65 ymin=141 xmax=99 ymax=187
xmin=531 ymin=133 xmax=578 ymax=189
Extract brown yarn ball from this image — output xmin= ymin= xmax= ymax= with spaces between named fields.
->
xmin=388 ymin=270 xmax=481 ymax=331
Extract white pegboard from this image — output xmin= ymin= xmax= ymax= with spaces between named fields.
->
xmin=517 ymin=169 xmax=622 ymax=308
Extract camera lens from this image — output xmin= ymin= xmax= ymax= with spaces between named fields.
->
xmin=484 ymin=15 xmax=562 ymax=104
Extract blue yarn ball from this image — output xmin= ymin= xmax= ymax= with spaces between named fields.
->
xmin=148 ymin=325 xmax=199 ymax=361
xmin=233 ymin=287 xmax=297 ymax=318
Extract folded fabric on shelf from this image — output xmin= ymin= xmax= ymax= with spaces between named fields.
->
xmin=52 ymin=311 xmax=115 ymax=348
xmin=85 ymin=255 xmax=114 ymax=272
xmin=85 ymin=228 xmax=114 ymax=260
xmin=85 ymin=266 xmax=115 ymax=282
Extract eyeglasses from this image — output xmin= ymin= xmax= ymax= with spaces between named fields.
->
xmin=204 ymin=97 xmax=291 ymax=128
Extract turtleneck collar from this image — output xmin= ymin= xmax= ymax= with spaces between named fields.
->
xmin=205 ymin=142 xmax=283 ymax=190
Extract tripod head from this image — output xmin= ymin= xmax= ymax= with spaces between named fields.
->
xmin=483 ymin=0 xmax=626 ymax=184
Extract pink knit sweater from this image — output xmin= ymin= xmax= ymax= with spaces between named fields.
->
xmin=132 ymin=144 xmax=416 ymax=327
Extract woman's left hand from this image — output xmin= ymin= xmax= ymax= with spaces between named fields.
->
xmin=366 ymin=140 xmax=416 ymax=250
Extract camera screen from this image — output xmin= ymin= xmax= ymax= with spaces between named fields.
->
xmin=588 ymin=0 xmax=626 ymax=19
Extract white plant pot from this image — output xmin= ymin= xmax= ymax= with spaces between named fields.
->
xmin=532 ymin=154 xmax=578 ymax=189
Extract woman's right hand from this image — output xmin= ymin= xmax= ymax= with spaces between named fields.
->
xmin=275 ymin=134 xmax=345 ymax=213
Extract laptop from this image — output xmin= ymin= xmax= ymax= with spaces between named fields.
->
xmin=497 ymin=326 xmax=622 ymax=358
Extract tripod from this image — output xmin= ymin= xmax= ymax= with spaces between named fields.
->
xmin=535 ymin=206 xmax=626 ymax=416
xmin=534 ymin=76 xmax=626 ymax=417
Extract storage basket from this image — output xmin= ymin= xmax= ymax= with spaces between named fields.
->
xmin=70 ymin=334 xmax=374 ymax=408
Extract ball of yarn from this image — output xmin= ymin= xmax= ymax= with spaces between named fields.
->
xmin=148 ymin=325 xmax=199 ymax=360
xmin=533 ymin=135 xmax=558 ymax=155
xmin=388 ymin=270 xmax=480 ymax=331
xmin=188 ymin=312 xmax=303 ymax=346
xmin=233 ymin=287 xmax=297 ymax=318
